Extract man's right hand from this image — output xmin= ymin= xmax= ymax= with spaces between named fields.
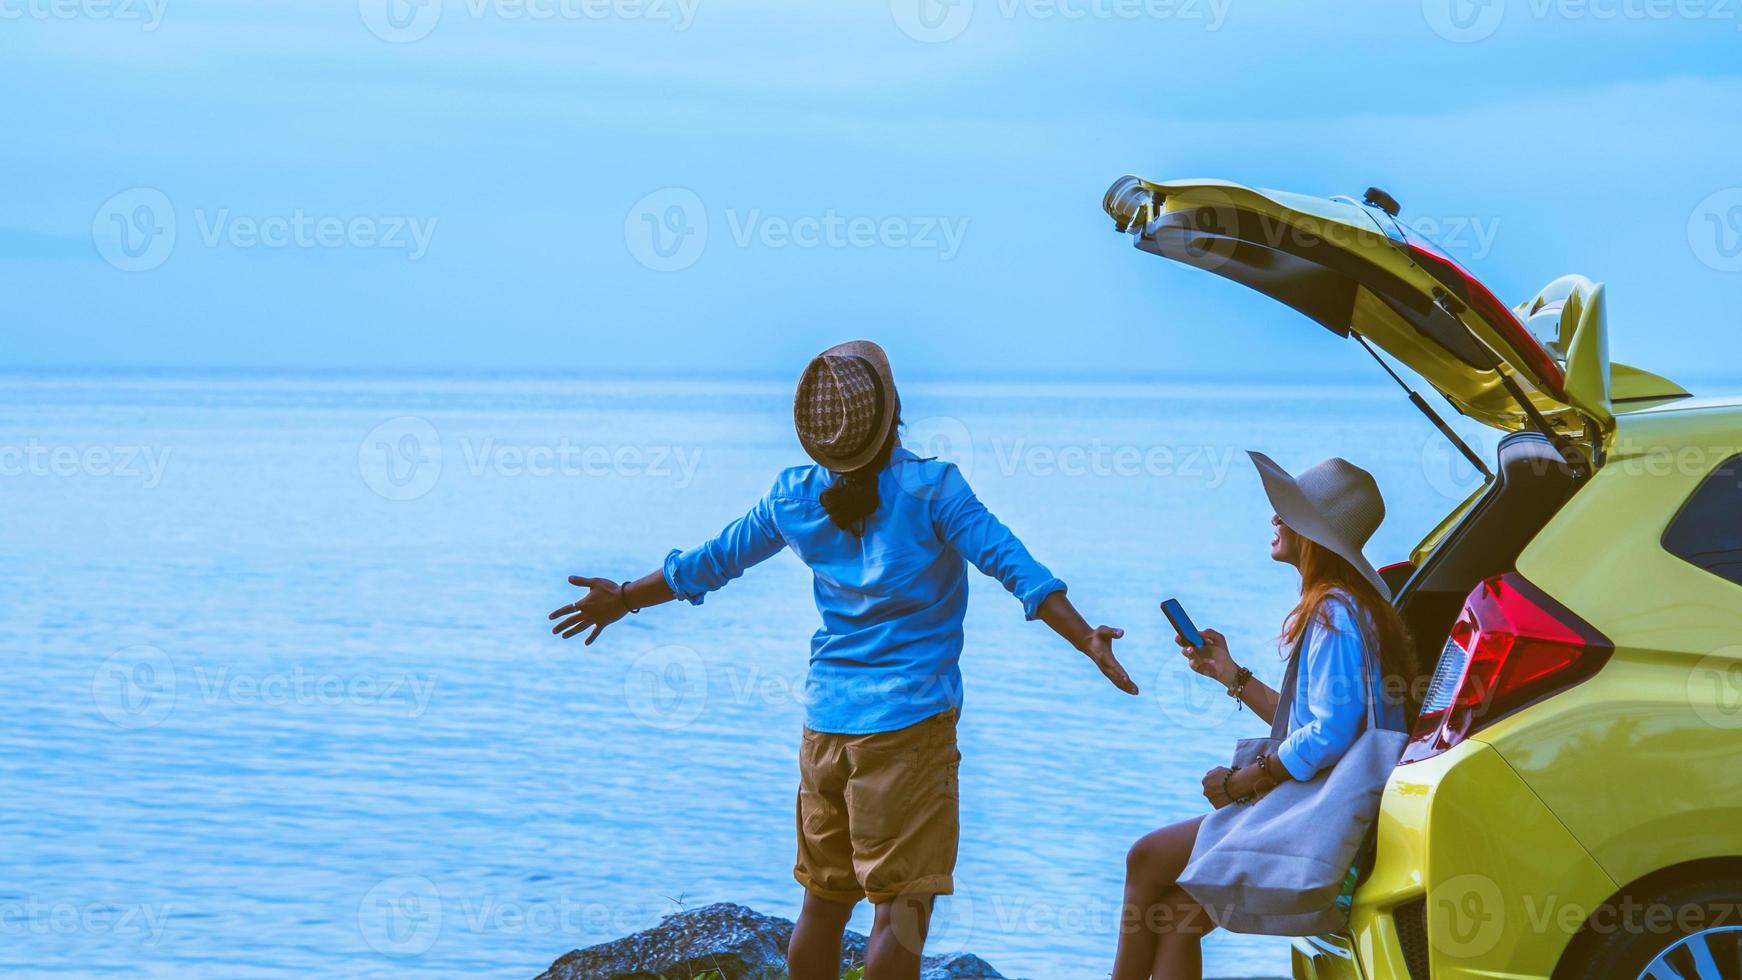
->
xmin=1176 ymin=624 xmax=1238 ymax=689
xmin=1080 ymin=625 xmax=1139 ymax=695
xmin=549 ymin=576 xmax=629 ymax=645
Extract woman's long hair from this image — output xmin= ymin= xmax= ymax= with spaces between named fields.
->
xmin=1283 ymin=536 xmax=1421 ymax=716
xmin=819 ymin=415 xmax=902 ymax=536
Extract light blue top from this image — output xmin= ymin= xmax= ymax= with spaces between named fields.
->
xmin=662 ymin=447 xmax=1067 ymax=735
xmin=1275 ymin=592 xmax=1410 ymax=781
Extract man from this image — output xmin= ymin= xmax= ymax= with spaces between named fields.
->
xmin=551 ymin=340 xmax=1137 ymax=979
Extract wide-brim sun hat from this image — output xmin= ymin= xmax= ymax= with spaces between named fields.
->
xmin=794 ymin=340 xmax=899 ymax=472
xmin=1248 ymin=451 xmax=1391 ymax=601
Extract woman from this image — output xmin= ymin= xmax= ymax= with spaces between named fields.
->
xmin=1111 ymin=452 xmax=1416 ymax=980
xmin=548 ymin=340 xmax=1139 ymax=980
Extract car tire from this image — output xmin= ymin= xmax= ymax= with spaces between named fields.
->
xmin=1559 ymin=877 xmax=1742 ymax=980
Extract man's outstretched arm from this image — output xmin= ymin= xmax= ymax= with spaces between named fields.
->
xmin=932 ymin=467 xmax=1137 ymax=695
xmin=1035 ymin=591 xmax=1138 ymax=695
xmin=550 ymin=488 xmax=786 ymax=645
xmin=548 ymin=571 xmax=675 ymax=645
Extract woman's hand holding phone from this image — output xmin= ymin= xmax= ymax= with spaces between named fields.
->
xmin=1176 ymin=626 xmax=1238 ymax=689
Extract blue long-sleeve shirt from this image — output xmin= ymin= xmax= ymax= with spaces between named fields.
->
xmin=1275 ymin=592 xmax=1409 ymax=781
xmin=661 ymin=447 xmax=1066 ymax=734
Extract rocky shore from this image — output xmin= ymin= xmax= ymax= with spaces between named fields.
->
xmin=535 ymin=902 xmax=1286 ymax=980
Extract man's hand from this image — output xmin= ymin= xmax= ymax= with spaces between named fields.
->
xmin=548 ymin=576 xmax=628 ymax=645
xmin=1079 ymin=625 xmax=1139 ymax=695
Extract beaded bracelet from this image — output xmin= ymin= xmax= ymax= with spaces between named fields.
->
xmin=1226 ymin=666 xmax=1253 ymax=708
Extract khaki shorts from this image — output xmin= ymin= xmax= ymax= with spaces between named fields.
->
xmin=794 ymin=709 xmax=960 ymax=905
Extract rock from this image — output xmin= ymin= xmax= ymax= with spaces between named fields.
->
xmin=916 ymin=952 xmax=1003 ymax=978
xmin=536 ymin=902 xmax=1005 ymax=980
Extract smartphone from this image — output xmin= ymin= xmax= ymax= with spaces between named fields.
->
xmin=1160 ymin=598 xmax=1205 ymax=650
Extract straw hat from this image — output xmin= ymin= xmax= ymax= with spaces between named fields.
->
xmin=1248 ymin=451 xmax=1391 ymax=601
xmin=794 ymin=340 xmax=899 ymax=472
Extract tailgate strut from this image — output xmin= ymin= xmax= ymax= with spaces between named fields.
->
xmin=1352 ymin=332 xmax=1495 ymax=483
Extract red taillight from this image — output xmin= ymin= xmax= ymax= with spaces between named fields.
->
xmin=1399 ymin=573 xmax=1611 ymax=765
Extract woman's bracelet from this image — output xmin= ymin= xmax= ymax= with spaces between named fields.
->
xmin=1226 ymin=666 xmax=1252 ymax=706
xmin=619 ymin=581 xmax=641 ymax=614
xmin=1223 ymin=765 xmax=1255 ymax=806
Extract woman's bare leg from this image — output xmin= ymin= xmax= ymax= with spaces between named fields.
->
xmin=1110 ymin=815 xmax=1207 ymax=980
xmin=1152 ymin=884 xmax=1217 ymax=979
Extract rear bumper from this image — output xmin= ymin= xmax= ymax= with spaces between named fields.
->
xmin=1290 ymin=739 xmax=1615 ymax=980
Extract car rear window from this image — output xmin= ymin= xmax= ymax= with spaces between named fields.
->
xmin=1662 ymin=453 xmax=1742 ymax=587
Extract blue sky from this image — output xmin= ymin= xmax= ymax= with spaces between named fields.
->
xmin=5 ymin=0 xmax=1742 ymax=383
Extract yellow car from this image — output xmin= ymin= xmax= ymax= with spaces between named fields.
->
xmin=1104 ymin=177 xmax=1742 ymax=980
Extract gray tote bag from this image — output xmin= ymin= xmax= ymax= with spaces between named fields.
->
xmin=1177 ymin=620 xmax=1407 ymax=936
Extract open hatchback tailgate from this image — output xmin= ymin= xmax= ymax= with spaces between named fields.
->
xmin=1102 ymin=176 xmax=1687 ymax=436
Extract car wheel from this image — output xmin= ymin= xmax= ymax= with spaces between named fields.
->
xmin=1561 ymin=879 xmax=1742 ymax=980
